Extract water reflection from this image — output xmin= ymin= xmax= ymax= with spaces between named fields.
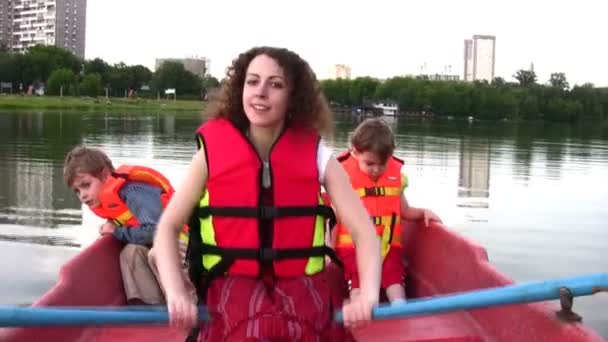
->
xmin=457 ymin=138 xmax=490 ymax=209
xmin=0 ymin=113 xmax=82 ymax=231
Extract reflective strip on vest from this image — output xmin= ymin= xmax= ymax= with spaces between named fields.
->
xmin=304 ymin=195 xmax=326 ymax=275
xmin=130 ymin=169 xmax=173 ymax=194
xmin=199 ymin=190 xmax=221 ymax=271
xmin=113 ymin=210 xmax=134 ymax=226
xmin=336 ymin=215 xmax=402 ymax=258
xmin=356 ymin=186 xmax=401 ymax=197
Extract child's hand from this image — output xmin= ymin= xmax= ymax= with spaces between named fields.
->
xmin=99 ymin=221 xmax=117 ymax=235
xmin=341 ymin=291 xmax=378 ymax=329
xmin=423 ymin=209 xmax=441 ymax=227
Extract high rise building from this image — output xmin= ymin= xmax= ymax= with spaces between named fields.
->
xmin=0 ymin=0 xmax=87 ymax=58
xmin=0 ymin=1 xmax=12 ymax=49
xmin=463 ymin=35 xmax=495 ymax=82
xmin=328 ymin=64 xmax=352 ymax=80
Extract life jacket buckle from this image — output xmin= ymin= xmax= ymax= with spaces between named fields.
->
xmin=259 ymin=206 xmax=278 ymax=219
xmin=259 ymin=248 xmax=277 ymax=262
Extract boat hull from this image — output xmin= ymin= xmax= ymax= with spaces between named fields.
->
xmin=0 ymin=221 xmax=603 ymax=341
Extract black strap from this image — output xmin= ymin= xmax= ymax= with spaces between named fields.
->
xmin=389 ymin=212 xmax=396 ymax=244
xmin=186 ymin=209 xmax=204 ymax=293
xmin=111 ymin=171 xmax=129 ymax=179
xmin=200 ymin=243 xmax=342 ymax=266
xmin=363 ymin=186 xmax=386 ymax=197
xmin=198 ymin=205 xmax=335 ymax=221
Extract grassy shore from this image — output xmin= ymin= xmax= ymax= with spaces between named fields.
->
xmin=0 ymin=95 xmax=205 ymax=112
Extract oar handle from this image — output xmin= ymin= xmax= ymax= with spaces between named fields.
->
xmin=0 ymin=305 xmax=209 ymax=327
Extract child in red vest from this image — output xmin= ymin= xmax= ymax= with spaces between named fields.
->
xmin=335 ymin=118 xmax=441 ymax=305
xmin=63 ymin=146 xmax=190 ymax=305
xmin=153 ymin=47 xmax=382 ymax=341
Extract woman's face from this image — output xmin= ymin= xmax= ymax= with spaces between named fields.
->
xmin=242 ymin=54 xmax=290 ymax=129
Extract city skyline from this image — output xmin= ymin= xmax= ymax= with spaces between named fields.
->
xmin=2 ymin=0 xmax=606 ymax=87
xmin=83 ymin=0 xmax=607 ymax=87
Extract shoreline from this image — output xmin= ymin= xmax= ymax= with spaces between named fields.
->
xmin=0 ymin=95 xmax=205 ymax=112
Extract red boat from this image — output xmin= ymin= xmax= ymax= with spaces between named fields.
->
xmin=0 ymin=221 xmax=604 ymax=342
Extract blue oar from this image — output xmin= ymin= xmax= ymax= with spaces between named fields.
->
xmin=0 ymin=305 xmax=209 ymax=327
xmin=0 ymin=273 xmax=606 ymax=327
xmin=335 ymin=272 xmax=608 ymax=322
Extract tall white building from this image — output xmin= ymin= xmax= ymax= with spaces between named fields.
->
xmin=0 ymin=0 xmax=87 ymax=58
xmin=328 ymin=64 xmax=351 ymax=80
xmin=463 ymin=35 xmax=496 ymax=82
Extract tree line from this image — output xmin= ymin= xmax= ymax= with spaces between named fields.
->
xmin=0 ymin=45 xmax=219 ymax=98
xmin=1 ymin=44 xmax=606 ymax=122
xmin=321 ymin=70 xmax=608 ymax=122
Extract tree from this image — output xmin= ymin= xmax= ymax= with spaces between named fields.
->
xmin=151 ymin=61 xmax=202 ymax=96
xmin=571 ymin=84 xmax=604 ymax=119
xmin=202 ymin=76 xmax=220 ymax=89
xmin=80 ymin=73 xmax=102 ymax=97
xmin=26 ymin=45 xmax=82 ymax=83
xmin=320 ymin=78 xmax=350 ymax=105
xmin=518 ymin=93 xmax=540 ymax=120
xmin=107 ymin=64 xmax=130 ymax=97
xmin=84 ymin=58 xmax=110 ymax=84
xmin=104 ymin=62 xmax=151 ymax=96
xmin=492 ymin=77 xmax=506 ymax=86
xmin=548 ymin=72 xmax=569 ymax=90
xmin=0 ymin=53 xmax=18 ymax=89
xmin=46 ymin=69 xmax=77 ymax=95
xmin=348 ymin=77 xmax=380 ymax=105
xmin=430 ymin=83 xmax=460 ymax=116
xmin=126 ymin=64 xmax=153 ymax=90
xmin=545 ymin=98 xmax=583 ymax=121
xmin=513 ymin=69 xmax=537 ymax=87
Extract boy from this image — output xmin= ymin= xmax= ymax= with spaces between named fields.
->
xmin=335 ymin=118 xmax=440 ymax=304
xmin=63 ymin=145 xmax=185 ymax=305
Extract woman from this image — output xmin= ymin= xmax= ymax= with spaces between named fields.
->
xmin=154 ymin=46 xmax=381 ymax=341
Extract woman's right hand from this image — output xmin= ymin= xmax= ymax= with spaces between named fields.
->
xmin=166 ymin=288 xmax=198 ymax=330
xmin=341 ymin=290 xmax=378 ymax=329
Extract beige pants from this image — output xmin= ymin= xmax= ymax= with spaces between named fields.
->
xmin=119 ymin=244 xmax=165 ymax=305
xmin=148 ymin=239 xmax=197 ymax=304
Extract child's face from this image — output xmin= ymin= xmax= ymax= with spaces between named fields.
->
xmin=70 ymin=172 xmax=105 ymax=209
xmin=352 ymin=150 xmax=387 ymax=182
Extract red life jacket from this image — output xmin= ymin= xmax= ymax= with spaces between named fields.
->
xmin=90 ymin=165 xmax=174 ymax=227
xmin=334 ymin=151 xmax=404 ymax=259
xmin=189 ymin=118 xmax=338 ymax=280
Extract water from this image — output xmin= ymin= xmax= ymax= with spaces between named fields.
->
xmin=0 ymin=111 xmax=607 ymax=336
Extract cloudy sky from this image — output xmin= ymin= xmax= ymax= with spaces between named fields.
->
xmin=86 ymin=0 xmax=607 ymax=86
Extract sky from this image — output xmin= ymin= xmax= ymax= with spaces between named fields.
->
xmin=85 ymin=0 xmax=607 ymax=87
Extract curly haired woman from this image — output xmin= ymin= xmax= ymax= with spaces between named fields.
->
xmin=154 ymin=46 xmax=381 ymax=341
